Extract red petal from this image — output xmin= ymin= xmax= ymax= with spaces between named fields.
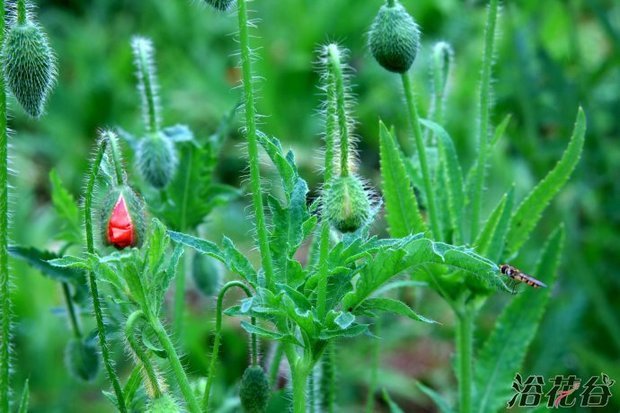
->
xmin=107 ymin=194 xmax=135 ymax=248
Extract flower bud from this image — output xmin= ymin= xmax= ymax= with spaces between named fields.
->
xmin=239 ymin=365 xmax=270 ymax=413
xmin=203 ymin=0 xmax=235 ymax=11
xmin=192 ymin=254 xmax=223 ymax=297
xmin=369 ymin=1 xmax=420 ymax=73
xmin=64 ymin=338 xmax=100 ymax=382
xmin=146 ymin=394 xmax=181 ymax=413
xmin=324 ymin=175 xmax=371 ymax=233
xmin=3 ymin=7 xmax=56 ymax=117
xmin=99 ymin=185 xmax=146 ymax=249
xmin=136 ymin=132 xmax=178 ymax=189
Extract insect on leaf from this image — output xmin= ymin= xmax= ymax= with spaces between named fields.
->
xmin=474 ymin=226 xmax=565 ymax=413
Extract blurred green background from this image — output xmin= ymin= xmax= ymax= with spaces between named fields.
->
xmin=8 ymin=0 xmax=619 ymax=411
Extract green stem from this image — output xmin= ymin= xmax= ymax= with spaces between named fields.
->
xmin=365 ymin=321 xmax=380 ymax=413
xmin=237 ymin=0 xmax=274 ymax=288
xmin=125 ymin=311 xmax=162 ymax=398
xmin=203 ymin=281 xmax=254 ymax=412
xmin=327 ymin=45 xmax=350 ymax=177
xmin=0 ymin=0 xmax=8 ymax=408
xmin=84 ymin=137 xmax=127 ymax=413
xmin=456 ymin=308 xmax=474 ymax=413
xmin=17 ymin=0 xmax=26 ymax=24
xmin=321 ymin=341 xmax=336 ymax=413
xmin=173 ymin=244 xmax=189 ymax=338
xmin=268 ymin=343 xmax=284 ymax=386
xmin=291 ymin=362 xmax=310 ymax=413
xmin=133 ymin=37 xmax=160 ymax=133
xmin=106 ymin=132 xmax=125 ymax=186
xmin=148 ymin=314 xmax=200 ymax=413
xmin=470 ymin=0 xmax=499 ymax=240
xmin=401 ymin=73 xmax=441 ymax=239
xmin=62 ymin=283 xmax=82 ymax=339
xmin=316 ymin=45 xmax=338 ymax=320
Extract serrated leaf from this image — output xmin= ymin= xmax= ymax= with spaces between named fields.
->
xmin=334 ymin=312 xmax=355 ymax=329
xmin=475 ymin=187 xmax=514 ymax=259
xmin=10 ymin=246 xmax=85 ymax=284
xmin=490 ymin=114 xmax=511 ymax=147
xmin=475 ymin=226 xmax=565 ymax=413
xmin=420 ymin=119 xmax=465 ymax=243
xmin=168 ymin=230 xmax=224 ymax=259
xmin=48 ymin=255 xmax=91 ymax=270
xmin=240 ymin=321 xmax=300 ymax=345
xmin=49 ymin=170 xmax=82 ymax=245
xmin=222 ymin=237 xmax=257 ymax=285
xmin=319 ymin=324 xmax=368 ymax=340
xmin=379 ymin=121 xmax=427 ymax=237
xmin=257 ymin=133 xmax=297 ymax=196
xmin=416 ymin=382 xmax=454 ymax=413
xmin=17 ymin=378 xmax=29 ymax=413
xmin=505 ymin=108 xmax=585 ymax=255
xmin=360 ymin=298 xmax=435 ymax=323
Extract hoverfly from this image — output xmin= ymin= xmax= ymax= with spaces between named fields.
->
xmin=500 ymin=264 xmax=547 ymax=293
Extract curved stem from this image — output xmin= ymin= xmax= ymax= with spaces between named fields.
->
xmin=327 ymin=45 xmax=350 ymax=178
xmin=62 ymin=283 xmax=82 ymax=338
xmin=0 ymin=0 xmax=9 ymax=409
xmin=148 ymin=314 xmax=200 ymax=413
xmin=470 ymin=0 xmax=499 ymax=240
xmin=456 ymin=307 xmax=474 ymax=413
xmin=202 ymin=281 xmax=254 ymax=411
xmin=401 ymin=73 xmax=441 ymax=239
xmin=106 ymin=132 xmax=125 ymax=186
xmin=125 ymin=310 xmax=162 ymax=398
xmin=84 ymin=137 xmax=127 ymax=413
xmin=237 ymin=0 xmax=274 ymax=288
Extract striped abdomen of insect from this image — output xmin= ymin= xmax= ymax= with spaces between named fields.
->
xmin=500 ymin=264 xmax=547 ymax=288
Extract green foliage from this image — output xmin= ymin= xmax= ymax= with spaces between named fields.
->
xmin=145 ymin=395 xmax=181 ymax=413
xmin=17 ymin=379 xmax=29 ymax=413
xmin=49 ymin=169 xmax=82 ymax=245
xmin=64 ymin=337 xmax=101 ymax=382
xmin=474 ymin=227 xmax=565 ymax=413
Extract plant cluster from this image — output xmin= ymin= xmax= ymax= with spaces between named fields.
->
xmin=1 ymin=0 xmax=587 ymax=412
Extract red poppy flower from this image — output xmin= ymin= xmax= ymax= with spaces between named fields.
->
xmin=107 ymin=194 xmax=135 ymax=249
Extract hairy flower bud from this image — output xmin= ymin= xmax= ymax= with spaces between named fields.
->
xmin=192 ymin=254 xmax=223 ymax=297
xmin=136 ymin=132 xmax=178 ymax=189
xmin=203 ymin=0 xmax=235 ymax=11
xmin=64 ymin=338 xmax=100 ymax=382
xmin=146 ymin=394 xmax=181 ymax=413
xmin=3 ymin=5 xmax=56 ymax=117
xmin=324 ymin=175 xmax=371 ymax=233
xmin=369 ymin=1 xmax=420 ymax=73
xmin=239 ymin=365 xmax=270 ymax=413
xmin=99 ymin=185 xmax=146 ymax=249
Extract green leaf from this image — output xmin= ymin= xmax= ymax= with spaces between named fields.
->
xmin=474 ymin=226 xmax=565 ymax=413
xmin=49 ymin=169 xmax=82 ymax=245
xmin=240 ymin=321 xmax=300 ymax=345
xmin=420 ymin=119 xmax=465 ymax=243
xmin=162 ymin=124 xmax=194 ymax=142
xmin=257 ymin=133 xmax=297 ymax=196
xmin=17 ymin=378 xmax=29 ymax=413
xmin=48 ymin=255 xmax=91 ymax=271
xmin=379 ymin=121 xmax=427 ymax=237
xmin=222 ymin=237 xmax=257 ymax=285
xmin=505 ymin=108 xmax=585 ymax=255
xmin=490 ymin=114 xmax=511 ymax=147
xmin=10 ymin=246 xmax=85 ymax=284
xmin=168 ymin=230 xmax=223 ymax=259
xmin=416 ymin=382 xmax=453 ymax=413
xmin=334 ymin=312 xmax=355 ymax=329
xmin=146 ymin=219 xmax=168 ymax=276
xmin=382 ymin=388 xmax=405 ymax=413
xmin=474 ymin=187 xmax=514 ymax=260
xmin=359 ymin=298 xmax=435 ymax=324
xmin=319 ymin=324 xmax=368 ymax=340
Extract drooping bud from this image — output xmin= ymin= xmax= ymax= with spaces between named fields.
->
xmin=99 ymin=185 xmax=146 ymax=249
xmin=324 ymin=175 xmax=371 ymax=233
xmin=136 ymin=132 xmax=178 ymax=189
xmin=64 ymin=338 xmax=100 ymax=382
xmin=192 ymin=254 xmax=223 ymax=297
xmin=3 ymin=0 xmax=57 ymax=117
xmin=239 ymin=365 xmax=270 ymax=413
xmin=369 ymin=1 xmax=420 ymax=73
xmin=146 ymin=394 xmax=181 ymax=413
xmin=203 ymin=0 xmax=235 ymax=11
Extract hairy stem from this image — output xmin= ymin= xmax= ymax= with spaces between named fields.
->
xmin=125 ymin=311 xmax=162 ymax=398
xmin=401 ymin=73 xmax=441 ymax=239
xmin=203 ymin=281 xmax=254 ymax=412
xmin=106 ymin=133 xmax=125 ymax=186
xmin=17 ymin=0 xmax=26 ymax=24
xmin=0 ymin=0 xmax=9 ymax=408
xmin=148 ymin=314 xmax=200 ymax=413
xmin=237 ymin=0 xmax=274 ymax=288
xmin=321 ymin=341 xmax=336 ymax=413
xmin=84 ymin=137 xmax=127 ymax=413
xmin=470 ymin=0 xmax=499 ymax=240
xmin=456 ymin=308 xmax=474 ymax=413
xmin=62 ymin=283 xmax=82 ymax=338
xmin=133 ymin=37 xmax=160 ymax=133
xmin=291 ymin=361 xmax=310 ymax=413
xmin=327 ymin=45 xmax=350 ymax=178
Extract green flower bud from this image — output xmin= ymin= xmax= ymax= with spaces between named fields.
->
xmin=146 ymin=394 xmax=181 ymax=413
xmin=192 ymin=254 xmax=223 ymax=297
xmin=64 ymin=338 xmax=100 ymax=382
xmin=99 ymin=185 xmax=147 ymax=249
xmin=369 ymin=1 xmax=420 ymax=73
xmin=137 ymin=132 xmax=178 ymax=189
xmin=239 ymin=365 xmax=270 ymax=413
xmin=324 ymin=175 xmax=371 ymax=233
xmin=3 ymin=3 xmax=56 ymax=117
xmin=203 ymin=0 xmax=235 ymax=11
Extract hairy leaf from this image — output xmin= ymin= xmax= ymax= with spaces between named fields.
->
xmin=505 ymin=108 xmax=585 ymax=255
xmin=475 ymin=226 xmax=565 ymax=413
xmin=379 ymin=121 xmax=427 ymax=237
xmin=49 ymin=169 xmax=82 ymax=245
xmin=10 ymin=246 xmax=85 ymax=284
xmin=359 ymin=298 xmax=435 ymax=323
